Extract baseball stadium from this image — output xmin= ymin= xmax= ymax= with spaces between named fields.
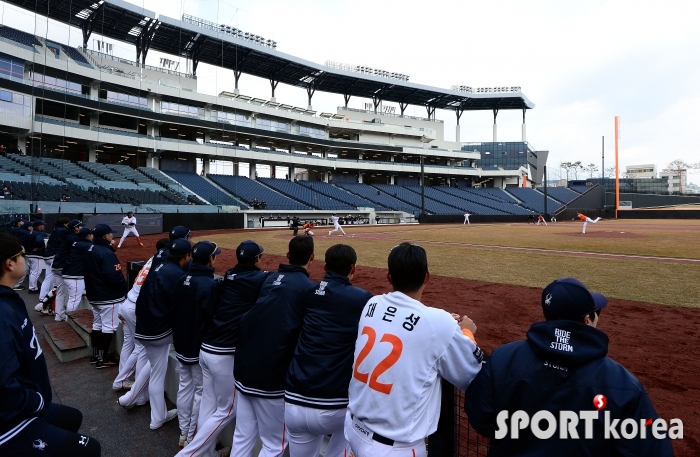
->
xmin=0 ymin=0 xmax=698 ymax=456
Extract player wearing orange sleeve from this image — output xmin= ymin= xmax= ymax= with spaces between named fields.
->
xmin=577 ymin=212 xmax=602 ymax=234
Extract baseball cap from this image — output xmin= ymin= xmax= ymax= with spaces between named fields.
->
xmin=78 ymin=227 xmax=92 ymax=237
xmin=127 ymin=211 xmax=134 ymax=215
xmin=236 ymin=240 xmax=264 ymax=262
xmin=32 ymin=220 xmax=45 ymax=228
xmin=170 ymin=225 xmax=192 ymax=240
xmin=92 ymin=223 xmax=117 ymax=238
xmin=192 ymin=241 xmax=222 ymax=261
xmin=542 ymin=278 xmax=608 ymax=320
xmin=67 ymin=219 xmax=84 ymax=230
xmin=169 ymin=238 xmax=192 ymax=256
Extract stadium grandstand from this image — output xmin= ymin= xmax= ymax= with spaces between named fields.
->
xmin=0 ymin=0 xmax=597 ymax=227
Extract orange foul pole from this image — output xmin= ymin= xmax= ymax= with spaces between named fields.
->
xmin=615 ymin=116 xmax=620 ymax=219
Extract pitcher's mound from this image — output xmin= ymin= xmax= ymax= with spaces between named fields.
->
xmin=565 ymin=231 xmax=645 ymax=238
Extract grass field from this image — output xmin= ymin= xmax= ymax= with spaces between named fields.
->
xmin=197 ymin=219 xmax=700 ymax=308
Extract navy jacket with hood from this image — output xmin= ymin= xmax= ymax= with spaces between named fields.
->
xmin=284 ymin=270 xmax=372 ymax=409
xmin=52 ymin=231 xmax=79 ymax=271
xmin=16 ymin=225 xmax=31 ymax=252
xmin=464 ymin=320 xmax=673 ymax=457
xmin=83 ymin=237 xmax=128 ymax=306
xmin=234 ymin=264 xmax=313 ymax=398
xmin=135 ymin=258 xmax=186 ymax=341
xmin=0 ymin=286 xmax=52 ymax=444
xmin=201 ymin=264 xmax=269 ymax=356
xmin=44 ymin=225 xmax=67 ymax=260
xmin=172 ymin=262 xmax=218 ymax=365
xmin=62 ymin=236 xmax=93 ymax=279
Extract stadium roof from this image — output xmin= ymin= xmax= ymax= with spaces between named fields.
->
xmin=4 ymin=0 xmax=534 ymax=113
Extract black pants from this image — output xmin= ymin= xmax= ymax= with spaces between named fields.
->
xmin=1 ymin=404 xmax=101 ymax=456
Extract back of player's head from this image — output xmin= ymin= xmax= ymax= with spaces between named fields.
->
xmin=288 ymin=235 xmax=314 ymax=266
xmin=56 ymin=216 xmax=70 ymax=226
xmin=325 ymin=244 xmax=357 ymax=276
xmin=388 ymin=242 xmax=428 ymax=293
xmin=156 ymin=238 xmax=170 ymax=250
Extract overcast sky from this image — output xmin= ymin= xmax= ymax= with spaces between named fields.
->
xmin=3 ymin=0 xmax=699 ymax=184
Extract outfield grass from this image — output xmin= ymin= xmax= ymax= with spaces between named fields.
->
xmin=198 ymin=220 xmax=700 ymax=308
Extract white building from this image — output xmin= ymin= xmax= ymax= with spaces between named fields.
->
xmin=625 ymin=164 xmax=657 ymax=179
xmin=659 ymin=169 xmax=688 ymax=194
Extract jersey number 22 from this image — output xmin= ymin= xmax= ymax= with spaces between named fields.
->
xmin=353 ymin=326 xmax=403 ymax=394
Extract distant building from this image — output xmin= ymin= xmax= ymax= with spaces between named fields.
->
xmin=659 ymin=169 xmax=688 ymax=194
xmin=626 ymin=164 xmax=657 ymax=179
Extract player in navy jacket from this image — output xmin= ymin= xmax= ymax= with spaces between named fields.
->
xmin=172 ymin=241 xmax=221 ymax=446
xmin=84 ymin=224 xmax=128 ymax=369
xmin=284 ymin=244 xmax=373 ymax=457
xmin=465 ymin=278 xmax=673 ymax=457
xmin=134 ymin=238 xmax=191 ymax=430
xmin=180 ymin=240 xmax=269 ymax=456
xmin=25 ymin=220 xmax=47 ymax=294
xmin=0 ymin=232 xmax=101 ymax=457
xmin=152 ymin=225 xmax=192 ymax=268
xmin=232 ymin=235 xmax=314 ymax=457
xmin=38 ymin=217 xmax=69 ymax=303
xmin=52 ymin=220 xmax=85 ymax=322
xmin=62 ymin=228 xmax=93 ymax=315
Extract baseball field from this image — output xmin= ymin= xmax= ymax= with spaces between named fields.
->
xmin=117 ymin=218 xmax=700 ymax=456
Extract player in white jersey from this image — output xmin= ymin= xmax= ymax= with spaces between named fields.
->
xmin=117 ymin=211 xmax=143 ymax=248
xmin=328 ymin=214 xmax=346 ymax=236
xmin=345 ymin=242 xmax=483 ymax=457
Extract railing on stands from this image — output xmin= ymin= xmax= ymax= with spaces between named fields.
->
xmin=79 ymin=47 xmax=196 ymax=80
xmin=338 ymin=106 xmax=444 ymax=124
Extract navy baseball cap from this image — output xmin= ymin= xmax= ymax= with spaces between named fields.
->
xmin=169 ymin=225 xmax=192 ymax=240
xmin=92 ymin=223 xmax=117 ymax=238
xmin=169 ymin=238 xmax=192 ymax=256
xmin=78 ymin=227 xmax=92 ymax=238
xmin=67 ymin=219 xmax=84 ymax=230
xmin=192 ymin=241 xmax=221 ymax=261
xmin=32 ymin=220 xmax=45 ymax=228
xmin=236 ymin=240 xmax=263 ymax=262
xmin=542 ymin=278 xmax=608 ymax=320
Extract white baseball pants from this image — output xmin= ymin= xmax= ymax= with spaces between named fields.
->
xmin=114 ymin=299 xmax=146 ymax=390
xmin=53 ymin=271 xmax=67 ymax=322
xmin=344 ymin=413 xmax=426 ymax=457
xmin=118 ymin=348 xmax=150 ymax=407
xmin=231 ymin=394 xmax=287 ymax=457
xmin=65 ymin=278 xmax=85 ymax=313
xmin=26 ymin=256 xmax=41 ymax=290
xmin=39 ymin=258 xmax=54 ymax=298
xmin=582 ymin=217 xmax=601 ymax=234
xmin=285 ymin=403 xmax=349 ymax=457
xmin=142 ymin=334 xmax=174 ymax=429
xmin=177 ymin=351 xmax=237 ymax=457
xmin=329 ymin=224 xmax=346 ymax=236
xmin=91 ymin=303 xmax=119 ymax=333
xmin=118 ymin=227 xmax=140 ymax=247
xmin=536 ymin=219 xmax=547 ymax=226
xmin=177 ymin=361 xmax=203 ymax=442
xmin=464 ymin=215 xmax=470 ymax=225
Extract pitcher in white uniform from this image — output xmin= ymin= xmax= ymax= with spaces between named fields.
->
xmin=117 ymin=211 xmax=143 ymax=248
xmin=328 ymin=214 xmax=346 ymax=236
xmin=345 ymin=242 xmax=483 ymax=457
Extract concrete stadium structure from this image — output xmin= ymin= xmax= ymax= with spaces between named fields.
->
xmin=0 ymin=0 xmax=559 ymax=223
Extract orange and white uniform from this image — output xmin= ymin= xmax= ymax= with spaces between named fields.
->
xmin=578 ymin=213 xmax=601 ymax=234
xmin=345 ymin=292 xmax=482 ymax=457
xmin=303 ymin=223 xmax=315 ymax=236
